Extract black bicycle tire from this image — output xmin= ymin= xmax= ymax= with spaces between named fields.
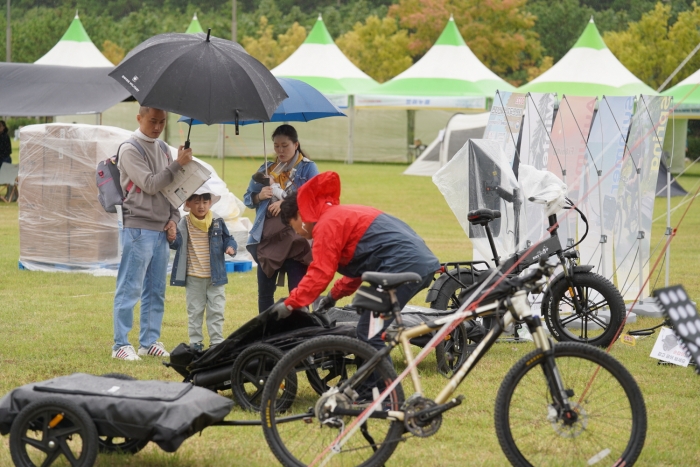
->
xmin=435 ymin=321 xmax=471 ymax=377
xmin=430 ymin=270 xmax=476 ymax=311
xmin=231 ymin=343 xmax=297 ymax=412
xmin=10 ymin=397 xmax=99 ymax=467
xmin=261 ymin=335 xmax=405 ymax=467
xmin=542 ymin=272 xmax=625 ymax=347
xmin=494 ymin=342 xmax=647 ymax=467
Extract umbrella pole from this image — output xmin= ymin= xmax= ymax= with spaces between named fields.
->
xmin=263 ymin=122 xmax=268 ymax=175
xmin=185 ymin=121 xmax=192 ymax=149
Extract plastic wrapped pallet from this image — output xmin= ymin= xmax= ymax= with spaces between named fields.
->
xmin=18 ymin=123 xmax=252 ymax=274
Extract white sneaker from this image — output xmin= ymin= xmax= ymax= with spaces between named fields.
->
xmin=138 ymin=341 xmax=170 ymax=357
xmin=112 ymin=345 xmax=141 ymax=361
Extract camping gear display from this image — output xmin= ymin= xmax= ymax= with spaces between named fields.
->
xmin=180 ymin=77 xmax=345 ymax=126
xmin=0 ymin=373 xmax=233 ymax=459
xmin=109 ymin=30 xmax=287 ymax=146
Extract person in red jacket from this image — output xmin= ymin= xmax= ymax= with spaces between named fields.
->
xmin=273 ymin=171 xmax=440 ymax=351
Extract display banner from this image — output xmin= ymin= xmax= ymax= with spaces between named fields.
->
xmin=547 ymin=95 xmax=597 ymax=249
xmin=578 ymin=96 xmax=634 ymax=280
xmin=615 ymin=95 xmax=672 ymax=299
xmin=520 ymin=92 xmax=556 ymax=245
xmin=485 ymin=91 xmax=526 ymax=167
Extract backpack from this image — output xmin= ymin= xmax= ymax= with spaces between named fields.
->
xmin=96 ymin=138 xmax=170 ymax=213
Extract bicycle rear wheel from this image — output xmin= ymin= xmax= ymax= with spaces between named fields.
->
xmin=261 ymin=336 xmax=405 ymax=467
xmin=495 ymin=342 xmax=647 ymax=467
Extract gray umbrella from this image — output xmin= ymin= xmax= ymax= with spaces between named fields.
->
xmin=109 ymin=30 xmax=287 ymax=143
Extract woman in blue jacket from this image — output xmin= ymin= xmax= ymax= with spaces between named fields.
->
xmin=244 ymin=124 xmax=319 ymax=313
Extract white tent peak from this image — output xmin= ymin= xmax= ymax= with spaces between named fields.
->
xmin=590 ymin=16 xmax=595 ymax=23
xmin=34 ymin=13 xmax=114 ymax=68
xmin=318 ymin=13 xmax=322 ymax=21
xmin=193 ymin=13 xmax=198 ymax=20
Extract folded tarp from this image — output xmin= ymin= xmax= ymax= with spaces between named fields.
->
xmin=0 ymin=63 xmax=130 ymax=116
xmin=0 ymin=373 xmax=233 ymax=452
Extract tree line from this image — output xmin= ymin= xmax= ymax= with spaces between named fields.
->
xmin=2 ymin=0 xmax=700 ymax=89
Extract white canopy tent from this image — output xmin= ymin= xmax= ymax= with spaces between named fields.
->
xmin=34 ymin=13 xmax=113 ymax=68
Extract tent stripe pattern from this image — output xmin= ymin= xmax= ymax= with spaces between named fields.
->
xmin=34 ymin=13 xmax=114 ymax=68
xmin=357 ymin=16 xmax=513 ymax=109
xmin=663 ymin=67 xmax=700 ymax=115
xmin=185 ymin=13 xmax=205 ymax=34
xmin=271 ymin=15 xmax=378 ymax=105
xmin=518 ymin=18 xmax=656 ymax=98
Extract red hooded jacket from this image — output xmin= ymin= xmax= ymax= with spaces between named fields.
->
xmin=284 ymin=171 xmax=439 ymax=309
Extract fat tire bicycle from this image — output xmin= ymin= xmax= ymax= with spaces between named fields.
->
xmin=426 ymin=206 xmax=625 ymax=348
xmin=260 ymin=262 xmax=647 ymax=467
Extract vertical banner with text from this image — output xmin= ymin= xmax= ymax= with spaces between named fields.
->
xmin=615 ymin=95 xmax=672 ymax=299
xmin=579 ymin=96 xmax=634 ymax=280
xmin=547 ymin=95 xmax=597 ymax=249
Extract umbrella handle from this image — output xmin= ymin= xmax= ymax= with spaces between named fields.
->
xmin=184 ymin=120 xmax=192 ymax=149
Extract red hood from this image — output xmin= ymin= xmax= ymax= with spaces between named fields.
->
xmin=297 ymin=171 xmax=340 ymax=222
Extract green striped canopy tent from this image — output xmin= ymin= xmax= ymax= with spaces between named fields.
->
xmin=518 ymin=18 xmax=656 ymax=98
xmin=271 ymin=15 xmax=378 ymax=162
xmin=271 ymin=15 xmax=378 ymax=108
xmin=34 ymin=13 xmax=113 ymax=67
xmin=185 ymin=13 xmax=205 ymax=34
xmin=356 ymin=16 xmax=514 ymax=110
xmin=663 ymin=68 xmax=700 ymax=116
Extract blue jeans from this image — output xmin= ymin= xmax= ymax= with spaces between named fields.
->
xmin=113 ymin=228 xmax=169 ymax=350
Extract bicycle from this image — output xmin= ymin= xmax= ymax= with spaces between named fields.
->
xmin=427 ymin=206 xmax=625 ymax=347
xmin=260 ymin=261 xmax=647 ymax=467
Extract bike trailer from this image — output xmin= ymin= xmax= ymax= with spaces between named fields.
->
xmin=0 ymin=373 xmax=233 ymax=452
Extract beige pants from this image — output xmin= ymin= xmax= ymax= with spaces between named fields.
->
xmin=185 ymin=276 xmax=226 ymax=346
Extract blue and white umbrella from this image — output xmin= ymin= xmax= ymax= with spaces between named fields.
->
xmin=179 ymin=77 xmax=345 ymax=126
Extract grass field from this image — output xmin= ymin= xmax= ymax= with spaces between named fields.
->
xmin=1 ymin=155 xmax=699 ymax=466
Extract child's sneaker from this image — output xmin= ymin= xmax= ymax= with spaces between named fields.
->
xmin=138 ymin=342 xmax=170 ymax=357
xmin=112 ymin=345 xmax=141 ymax=361
xmin=191 ymin=342 xmax=204 ymax=352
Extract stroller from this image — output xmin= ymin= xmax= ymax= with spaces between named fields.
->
xmin=165 ymin=308 xmax=356 ymax=411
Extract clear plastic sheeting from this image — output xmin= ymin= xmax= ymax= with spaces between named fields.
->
xmin=18 ymin=123 xmax=251 ymax=275
xmin=433 ymin=138 xmax=526 ymax=266
xmin=518 ymin=164 xmax=567 ymax=218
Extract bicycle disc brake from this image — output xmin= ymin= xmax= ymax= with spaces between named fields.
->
xmin=403 ymin=396 xmax=442 ymax=438
xmin=546 ymin=402 xmax=588 ymax=438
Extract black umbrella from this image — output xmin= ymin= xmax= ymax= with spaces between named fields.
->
xmin=109 ymin=29 xmax=287 ymax=147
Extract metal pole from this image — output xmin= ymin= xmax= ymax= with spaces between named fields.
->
xmin=231 ymin=0 xmax=237 ymax=42
xmin=406 ymin=109 xmax=415 ymax=162
xmin=636 ymin=166 xmax=645 ymax=301
xmin=347 ymin=95 xmax=354 ymax=164
xmin=666 ymin=112 xmax=675 ymax=287
xmin=221 ymin=124 xmax=225 ymax=180
xmin=6 ymin=0 xmax=10 ymax=62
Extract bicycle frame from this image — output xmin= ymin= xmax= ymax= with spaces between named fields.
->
xmin=336 ymin=285 xmax=570 ymax=420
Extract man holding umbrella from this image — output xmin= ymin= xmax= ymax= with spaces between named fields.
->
xmin=112 ymin=106 xmax=193 ymax=361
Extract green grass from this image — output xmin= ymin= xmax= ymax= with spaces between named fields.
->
xmin=1 ymin=157 xmax=700 ymax=466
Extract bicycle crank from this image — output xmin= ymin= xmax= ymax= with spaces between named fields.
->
xmin=403 ymin=395 xmax=464 ymax=437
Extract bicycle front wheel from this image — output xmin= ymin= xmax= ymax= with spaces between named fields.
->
xmin=494 ymin=342 xmax=646 ymax=466
xmin=261 ymin=336 xmax=405 ymax=467
xmin=542 ymin=272 xmax=625 ymax=347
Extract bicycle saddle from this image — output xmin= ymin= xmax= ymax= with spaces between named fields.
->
xmin=467 ymin=208 xmax=501 ymax=225
xmin=361 ymin=271 xmax=422 ymax=289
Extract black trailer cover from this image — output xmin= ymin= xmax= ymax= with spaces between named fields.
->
xmin=0 ymin=373 xmax=233 ymax=452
